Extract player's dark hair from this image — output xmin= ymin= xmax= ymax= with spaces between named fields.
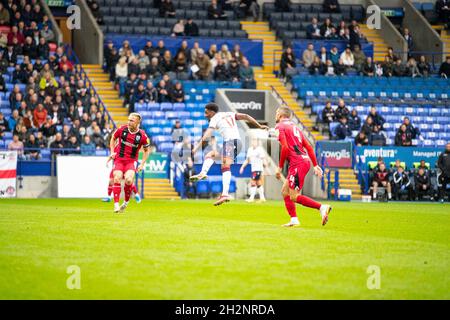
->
xmin=205 ymin=103 xmax=219 ymax=113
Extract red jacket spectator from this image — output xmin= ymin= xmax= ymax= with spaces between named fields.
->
xmin=33 ymin=104 xmax=47 ymax=128
xmin=59 ymin=56 xmax=74 ymax=71
xmin=7 ymin=28 xmax=24 ymax=45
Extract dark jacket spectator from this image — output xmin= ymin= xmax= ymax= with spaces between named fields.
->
xmin=334 ymin=99 xmax=349 ymax=120
xmin=395 ymin=124 xmax=413 ymax=146
xmin=280 ymin=47 xmax=296 ymax=78
xmin=184 ymin=19 xmax=199 ymax=37
xmin=368 ymin=107 xmax=385 ymax=130
xmin=348 ymin=109 xmax=361 ymax=131
xmin=321 ymin=102 xmax=335 ymax=124
xmin=355 ymin=131 xmax=369 ymax=146
xmin=323 ymin=0 xmax=341 ymax=13
xmin=439 ymin=56 xmax=450 ymax=78
xmin=369 ymin=126 xmax=386 ymax=146
xmin=335 ymin=117 xmax=351 ymax=140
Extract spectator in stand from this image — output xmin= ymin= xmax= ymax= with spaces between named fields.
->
xmin=49 ymin=132 xmax=65 ymax=155
xmin=208 ymin=0 xmax=227 ymax=20
xmin=229 ymin=59 xmax=240 ymax=82
xmin=374 ymin=61 xmax=383 ymax=77
xmin=335 ymin=117 xmax=351 ymax=140
xmin=369 ymin=126 xmax=386 ymax=146
xmin=174 ymin=51 xmax=189 ymax=80
xmin=275 ymin=0 xmax=290 ymax=12
xmin=392 ymin=166 xmax=413 ymax=201
xmin=145 ymin=82 xmax=158 ymax=103
xmin=172 ymin=20 xmax=185 ymax=37
xmin=8 ymin=134 xmax=24 ymax=158
xmin=0 ymin=112 xmax=9 ymax=137
xmin=157 ymin=79 xmax=170 ymax=102
xmin=318 ymin=46 xmax=327 ymax=64
xmin=115 ymin=57 xmax=128 ymax=97
xmin=417 ymin=55 xmax=431 ymax=77
xmin=324 ymin=60 xmax=335 ymax=76
xmin=382 ymin=56 xmax=394 ymax=77
xmin=231 ymin=44 xmax=244 ymax=64
xmin=320 ymin=18 xmax=334 ymax=38
xmin=395 ymin=124 xmax=413 ymax=146
xmin=25 ymin=133 xmax=40 ymax=160
xmin=393 ymin=58 xmax=407 ymax=77
xmin=171 ymin=120 xmax=186 ymax=143
xmin=438 ymin=55 xmax=450 ymax=78
xmin=334 ymin=98 xmax=349 ymax=120
xmin=194 ymin=48 xmax=212 ymax=81
xmin=40 ymin=24 xmax=54 ymax=43
xmin=160 ymin=0 xmax=176 ymax=18
xmin=348 ymin=109 xmax=361 ymax=132
xmin=91 ymin=126 xmax=106 ymax=149
xmin=340 ymin=47 xmax=354 ymax=68
xmin=302 ymin=43 xmax=317 ymax=68
xmin=436 ymin=0 xmax=450 ymax=25
xmin=335 ymin=58 xmax=347 ymax=75
xmin=214 ymin=56 xmax=229 ymax=81
xmin=414 ymin=168 xmax=432 ymax=200
xmin=280 ymin=46 xmax=296 ymax=79
xmin=361 ymin=116 xmax=374 ymax=136
xmin=65 ymin=135 xmax=80 ymax=154
xmin=33 ymin=103 xmax=47 ymax=128
xmin=309 ymin=56 xmax=325 ymax=75
xmin=306 ymin=18 xmax=322 ymax=39
xmin=239 ymin=57 xmax=256 ymax=89
xmin=323 ymin=0 xmax=341 ymax=13
xmin=372 ymin=162 xmax=392 ymax=200
xmin=88 ymin=1 xmax=103 ymax=25
xmin=402 ymin=117 xmax=421 ymax=140
xmin=368 ymin=106 xmax=385 ymax=131
xmin=355 ymin=131 xmax=369 ymax=146
xmin=329 ymin=46 xmax=339 ymax=65
xmin=80 ymin=135 xmax=96 ymax=156
xmin=362 ymin=56 xmax=375 ymax=76
xmin=437 ymin=143 xmax=450 ymax=202
xmin=0 ymin=3 xmax=10 ymax=26
xmin=7 ymin=110 xmax=19 ymax=131
xmin=321 ymin=101 xmax=335 ymax=130
xmin=403 ymin=28 xmax=413 ymax=53
xmin=405 ymin=57 xmax=421 ymax=77
xmin=220 ymin=44 xmax=232 ymax=65
xmin=184 ymin=18 xmax=199 ymax=37
xmin=352 ymin=44 xmax=366 ymax=72
xmin=170 ymin=81 xmax=185 ymax=103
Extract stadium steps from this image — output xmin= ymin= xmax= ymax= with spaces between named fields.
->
xmin=359 ymin=24 xmax=389 ymax=62
xmin=242 ymin=21 xmax=324 ymax=141
xmin=330 ymin=169 xmax=362 ymax=200
xmin=432 ymin=26 xmax=450 ymax=53
xmin=143 ymin=178 xmax=179 ymax=199
xmin=82 ymin=64 xmax=128 ymax=125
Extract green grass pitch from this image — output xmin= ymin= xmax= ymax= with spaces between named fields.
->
xmin=0 ymin=199 xmax=449 ymax=299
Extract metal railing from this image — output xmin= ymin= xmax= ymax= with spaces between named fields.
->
xmin=269 ymin=85 xmax=316 ymax=145
xmin=64 ymin=44 xmax=116 ymax=130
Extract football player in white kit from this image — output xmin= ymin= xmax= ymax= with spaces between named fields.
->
xmin=239 ymin=138 xmax=268 ymax=202
xmin=191 ymin=103 xmax=269 ymax=206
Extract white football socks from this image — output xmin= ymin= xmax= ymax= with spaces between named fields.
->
xmin=201 ymin=158 xmax=214 ymax=175
xmin=258 ymin=186 xmax=265 ymax=200
xmin=249 ymin=186 xmax=257 ymax=200
xmin=222 ymin=170 xmax=231 ymax=196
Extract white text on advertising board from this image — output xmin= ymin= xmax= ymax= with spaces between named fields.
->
xmin=230 ymin=101 xmax=262 ymax=110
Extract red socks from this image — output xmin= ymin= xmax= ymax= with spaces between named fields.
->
xmin=124 ymin=183 xmax=132 ymax=202
xmin=113 ymin=183 xmax=121 ymax=203
xmin=131 ymin=184 xmax=138 ymax=194
xmin=107 ymin=185 xmax=113 ymax=196
xmin=296 ymin=195 xmax=321 ymax=210
xmin=283 ymin=196 xmax=297 ymax=218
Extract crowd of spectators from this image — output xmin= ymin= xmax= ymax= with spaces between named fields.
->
xmin=104 ymin=39 xmax=256 ymax=111
xmin=0 ymin=22 xmax=113 ymax=159
xmin=280 ymin=42 xmax=444 ymax=79
xmin=318 ymin=98 xmax=423 ymax=147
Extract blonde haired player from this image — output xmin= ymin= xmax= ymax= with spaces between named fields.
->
xmin=274 ymin=107 xmax=331 ymax=227
xmin=108 ymin=113 xmax=151 ymax=213
xmin=239 ymin=138 xmax=267 ymax=202
xmin=190 ymin=103 xmax=268 ymax=206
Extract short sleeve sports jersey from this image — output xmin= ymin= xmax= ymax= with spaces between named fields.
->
xmin=113 ymin=125 xmax=150 ymax=161
xmin=275 ymin=119 xmax=317 ymax=167
xmin=247 ymin=146 xmax=265 ymax=172
xmin=208 ymin=112 xmax=241 ymax=141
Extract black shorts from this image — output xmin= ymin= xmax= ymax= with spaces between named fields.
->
xmin=251 ymin=171 xmax=262 ymax=181
xmin=221 ymin=139 xmax=242 ymax=162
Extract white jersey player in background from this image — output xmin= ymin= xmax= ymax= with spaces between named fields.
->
xmin=239 ymin=138 xmax=268 ymax=202
xmin=191 ymin=103 xmax=268 ymax=206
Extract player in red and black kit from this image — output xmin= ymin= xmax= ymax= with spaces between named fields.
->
xmin=274 ymin=107 xmax=332 ymax=227
xmin=109 ymin=113 xmax=151 ymax=213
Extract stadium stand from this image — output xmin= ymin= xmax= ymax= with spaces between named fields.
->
xmin=89 ymin=0 xmax=249 ymax=39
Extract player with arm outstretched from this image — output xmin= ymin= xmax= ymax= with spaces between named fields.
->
xmin=190 ymin=103 xmax=269 ymax=206
xmin=239 ymin=138 xmax=267 ymax=202
xmin=274 ymin=107 xmax=331 ymax=227
xmin=108 ymin=113 xmax=151 ymax=213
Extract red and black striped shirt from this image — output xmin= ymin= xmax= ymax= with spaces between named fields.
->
xmin=113 ymin=125 xmax=150 ymax=161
